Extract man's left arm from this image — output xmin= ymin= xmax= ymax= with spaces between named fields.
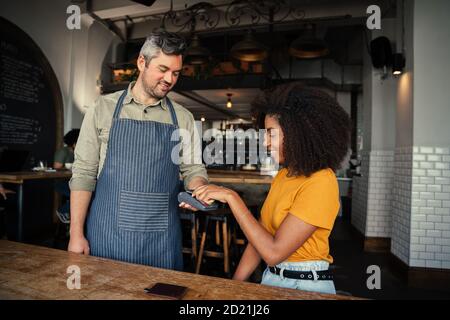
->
xmin=185 ymin=174 xmax=208 ymax=191
xmin=179 ymin=113 xmax=209 ymax=191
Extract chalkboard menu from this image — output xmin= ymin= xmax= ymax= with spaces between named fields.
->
xmin=0 ymin=17 xmax=63 ymax=170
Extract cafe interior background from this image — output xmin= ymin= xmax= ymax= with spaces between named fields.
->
xmin=1 ymin=0 xmax=450 ymax=299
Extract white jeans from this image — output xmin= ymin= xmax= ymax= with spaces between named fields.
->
xmin=261 ymin=260 xmax=336 ymax=295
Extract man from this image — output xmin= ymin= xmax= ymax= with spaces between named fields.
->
xmin=53 ymin=129 xmax=80 ymax=169
xmin=54 ymin=129 xmax=80 ymax=223
xmin=68 ymin=31 xmax=208 ymax=271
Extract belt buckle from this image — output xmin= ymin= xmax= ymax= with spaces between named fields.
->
xmin=279 ymin=267 xmax=286 ymax=280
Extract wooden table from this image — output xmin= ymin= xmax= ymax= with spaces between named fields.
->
xmin=0 ymin=240 xmax=361 ymax=300
xmin=0 ymin=171 xmax=72 ymax=241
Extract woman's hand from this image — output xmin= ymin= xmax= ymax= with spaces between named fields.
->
xmin=0 ymin=185 xmax=15 ymax=200
xmin=179 ymin=184 xmax=211 ymax=211
xmin=192 ymin=184 xmax=235 ymax=204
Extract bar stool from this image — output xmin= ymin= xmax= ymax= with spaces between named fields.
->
xmin=179 ymin=209 xmax=198 ymax=262
xmin=195 ymin=207 xmax=234 ymax=276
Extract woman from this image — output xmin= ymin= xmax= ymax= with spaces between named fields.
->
xmin=0 ymin=183 xmax=15 ymax=239
xmin=186 ymin=83 xmax=351 ymax=294
xmin=0 ymin=183 xmax=14 ymax=200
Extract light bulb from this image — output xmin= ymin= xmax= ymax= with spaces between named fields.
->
xmin=226 ymin=93 xmax=233 ymax=108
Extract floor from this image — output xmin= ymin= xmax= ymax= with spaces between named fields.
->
xmin=180 ymin=217 xmax=450 ymax=300
xmin=328 ymin=218 xmax=450 ymax=299
xmin=3 ymin=213 xmax=450 ymax=300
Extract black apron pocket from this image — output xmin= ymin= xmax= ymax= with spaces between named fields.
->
xmin=118 ymin=190 xmax=169 ymax=232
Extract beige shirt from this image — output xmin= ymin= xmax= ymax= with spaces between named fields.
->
xmin=69 ymin=81 xmax=208 ymax=192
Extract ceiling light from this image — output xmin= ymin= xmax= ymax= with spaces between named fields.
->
xmin=289 ymin=23 xmax=329 ymax=59
xmin=184 ymin=34 xmax=210 ymax=65
xmin=230 ymin=30 xmax=267 ymax=62
xmin=201 ymin=117 xmax=206 ymax=122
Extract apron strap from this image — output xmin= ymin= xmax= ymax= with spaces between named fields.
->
xmin=165 ymin=98 xmax=179 ymax=127
xmin=112 ymin=90 xmax=128 ymax=120
xmin=112 ymin=90 xmax=179 ymax=127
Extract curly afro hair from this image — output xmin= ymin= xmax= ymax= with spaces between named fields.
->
xmin=252 ymin=82 xmax=351 ymax=177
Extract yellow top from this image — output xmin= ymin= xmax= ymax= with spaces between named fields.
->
xmin=260 ymin=168 xmax=340 ymax=263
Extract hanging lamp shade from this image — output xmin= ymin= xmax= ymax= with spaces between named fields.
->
xmin=230 ymin=30 xmax=267 ymax=62
xmin=289 ymin=24 xmax=329 ymax=59
xmin=184 ymin=34 xmax=210 ymax=65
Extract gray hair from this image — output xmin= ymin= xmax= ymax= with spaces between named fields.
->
xmin=139 ymin=30 xmax=187 ymax=65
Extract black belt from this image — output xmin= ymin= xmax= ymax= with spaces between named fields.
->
xmin=269 ymin=266 xmax=333 ymax=281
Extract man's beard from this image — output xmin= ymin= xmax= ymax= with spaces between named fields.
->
xmin=141 ymin=75 xmax=171 ymax=100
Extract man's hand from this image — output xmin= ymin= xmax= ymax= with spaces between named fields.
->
xmin=69 ymin=190 xmax=92 ymax=254
xmin=180 ymin=177 xmax=209 ymax=211
xmin=179 ymin=201 xmax=199 ymax=211
xmin=68 ymin=235 xmax=90 ymax=255
xmin=186 ymin=177 xmax=208 ymax=191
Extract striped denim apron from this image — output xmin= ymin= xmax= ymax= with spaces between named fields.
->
xmin=86 ymin=90 xmax=183 ymax=271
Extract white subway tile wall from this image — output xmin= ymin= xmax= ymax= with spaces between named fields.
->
xmin=366 ymin=151 xmax=394 ymax=237
xmin=391 ymin=147 xmax=413 ymax=265
xmin=349 ymin=146 xmax=450 ymax=269
xmin=351 ymin=150 xmax=394 ymax=238
xmin=409 ymin=146 xmax=450 ymax=269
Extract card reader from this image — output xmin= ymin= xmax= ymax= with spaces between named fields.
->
xmin=177 ymin=191 xmax=219 ymax=211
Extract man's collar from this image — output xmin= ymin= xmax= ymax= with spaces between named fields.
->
xmin=123 ymin=81 xmax=167 ymax=110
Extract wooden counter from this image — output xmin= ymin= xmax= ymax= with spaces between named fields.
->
xmin=207 ymin=169 xmax=274 ymax=185
xmin=0 ymin=170 xmax=72 ymax=184
xmin=0 ymin=170 xmax=270 ymax=185
xmin=207 ymin=169 xmax=352 ymax=185
xmin=0 ymin=240 xmax=360 ymax=300
xmin=0 ymin=171 xmax=73 ymax=241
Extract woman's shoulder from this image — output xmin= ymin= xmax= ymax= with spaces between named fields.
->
xmin=311 ymin=168 xmax=336 ymax=179
xmin=58 ymin=146 xmax=72 ymax=154
xmin=302 ymin=169 xmax=338 ymax=193
xmin=278 ymin=167 xmax=336 ymax=181
xmin=308 ymin=168 xmax=337 ymax=183
xmin=281 ymin=168 xmax=337 ymax=191
xmin=54 ymin=146 xmax=73 ymax=163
